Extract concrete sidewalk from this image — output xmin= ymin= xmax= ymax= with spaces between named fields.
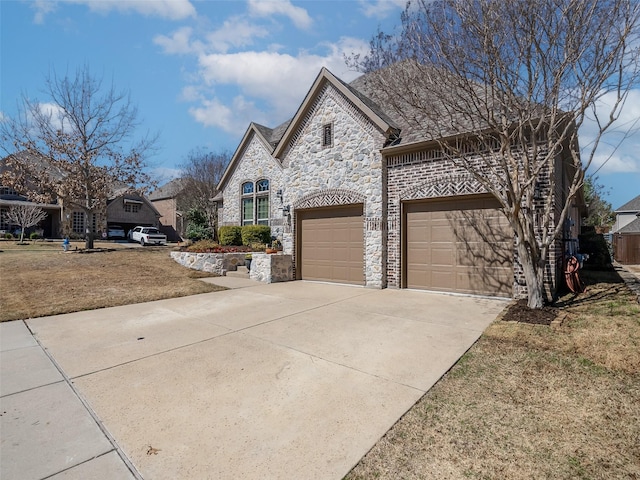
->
xmin=0 ymin=321 xmax=139 ymax=479
xmin=2 ymin=282 xmax=507 ymax=479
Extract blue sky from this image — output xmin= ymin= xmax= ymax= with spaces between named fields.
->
xmin=1 ymin=0 xmax=638 ymax=210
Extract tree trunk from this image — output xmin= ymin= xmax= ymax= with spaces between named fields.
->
xmin=85 ymin=229 xmax=94 ymax=249
xmin=516 ymin=242 xmax=545 ymax=309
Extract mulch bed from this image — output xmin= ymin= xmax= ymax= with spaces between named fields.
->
xmin=501 ymin=299 xmax=559 ymax=325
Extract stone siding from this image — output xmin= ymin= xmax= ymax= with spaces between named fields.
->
xmin=280 ymin=83 xmax=387 ymax=288
xmin=221 ymin=133 xmax=286 ymax=238
xmin=249 ymin=253 xmax=293 ymax=283
xmin=170 ymin=251 xmax=245 ymax=276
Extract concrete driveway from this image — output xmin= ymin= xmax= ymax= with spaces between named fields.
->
xmin=2 ymin=281 xmax=507 ymax=480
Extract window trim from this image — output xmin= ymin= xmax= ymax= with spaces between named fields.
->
xmin=241 ymin=179 xmax=270 ymax=226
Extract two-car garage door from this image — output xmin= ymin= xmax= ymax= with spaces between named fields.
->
xmin=296 ymin=196 xmax=512 ymax=296
xmin=405 ymin=195 xmax=513 ymax=297
xmin=298 ymin=205 xmax=364 ymax=285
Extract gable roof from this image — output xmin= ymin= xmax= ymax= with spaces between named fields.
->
xmin=615 ymin=194 xmax=640 ymax=213
xmin=617 ymin=216 xmax=640 ymax=233
xmin=217 ymin=122 xmax=282 ymax=191
xmin=148 ymin=178 xmax=186 ymax=201
xmin=272 ymin=67 xmax=399 ymax=159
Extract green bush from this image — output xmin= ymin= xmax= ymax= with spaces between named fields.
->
xmin=4 ymin=233 xmax=13 ymax=239
xmin=30 ymin=232 xmax=40 ymax=240
xmin=186 ymin=223 xmax=213 ymax=241
xmin=185 ymin=208 xmax=214 ymax=241
xmin=218 ymin=226 xmax=243 ymax=246
xmin=241 ymin=225 xmax=271 ymax=246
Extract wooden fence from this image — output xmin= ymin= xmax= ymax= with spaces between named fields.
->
xmin=613 ymin=233 xmax=640 ymax=264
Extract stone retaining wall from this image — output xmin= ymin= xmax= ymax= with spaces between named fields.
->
xmin=170 ymin=251 xmax=246 ymax=275
xmin=250 ymin=253 xmax=293 ymax=283
xmin=170 ymin=251 xmax=294 ymax=284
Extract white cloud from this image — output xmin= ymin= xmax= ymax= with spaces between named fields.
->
xmin=189 ymin=37 xmax=368 ymax=130
xmin=247 ymin=0 xmax=312 ymax=29
xmin=189 ymin=95 xmax=267 ymax=134
xmin=31 ymin=0 xmax=57 ymax=24
xmin=205 ymin=17 xmax=270 ymax=53
xmin=358 ymin=0 xmax=407 ymax=18
xmin=152 ymin=166 xmax=182 ymax=183
xmin=32 ymin=0 xmax=196 ymax=23
xmin=154 ymin=26 xmax=200 ymax=55
xmin=155 ymin=17 xmax=272 ymax=55
xmin=34 ymin=102 xmax=67 ymax=131
xmin=580 ymin=89 xmax=640 ymax=175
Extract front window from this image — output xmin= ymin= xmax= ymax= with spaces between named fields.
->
xmin=124 ymin=203 xmax=140 ymax=213
xmin=242 ymin=198 xmax=254 ymax=225
xmin=0 ymin=207 xmax=9 ymax=230
xmin=72 ymin=211 xmax=85 ymax=234
xmin=241 ymin=179 xmax=269 ymax=225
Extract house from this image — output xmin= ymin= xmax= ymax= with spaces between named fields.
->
xmin=612 ymin=194 xmax=640 ymax=233
xmin=1 ymin=153 xmax=160 ymax=239
xmin=148 ymin=178 xmax=187 ymax=241
xmin=0 ymin=187 xmax=61 ymax=237
xmin=612 ymin=194 xmax=640 ymax=264
xmin=215 ymin=67 xmax=581 ymax=298
xmin=105 ymin=189 xmax=162 ymax=238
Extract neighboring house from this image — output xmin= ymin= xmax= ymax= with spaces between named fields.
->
xmin=612 ymin=194 xmax=640 ymax=233
xmin=216 ymin=67 xmax=582 ymax=298
xmin=1 ymin=154 xmax=159 ymax=238
xmin=0 ymin=187 xmax=61 ymax=237
xmin=148 ymin=178 xmax=186 ymax=241
xmin=612 ymin=194 xmax=640 ymax=264
xmin=105 ymin=190 xmax=162 ymax=238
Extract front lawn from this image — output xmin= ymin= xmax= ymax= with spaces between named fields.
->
xmin=346 ymin=268 xmax=640 ymax=479
xmin=0 ymin=240 xmax=225 ymax=322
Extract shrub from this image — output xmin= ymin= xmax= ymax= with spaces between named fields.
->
xmin=241 ymin=225 xmax=271 ymax=246
xmin=4 ymin=233 xmax=13 ymax=239
xmin=186 ymin=240 xmax=250 ymax=253
xmin=186 ymin=223 xmax=213 ymax=241
xmin=185 ymin=208 xmax=214 ymax=241
xmin=218 ymin=226 xmax=243 ymax=246
xmin=30 ymin=232 xmax=40 ymax=240
xmin=249 ymin=242 xmax=267 ymax=252
xmin=186 ymin=239 xmax=219 ymax=252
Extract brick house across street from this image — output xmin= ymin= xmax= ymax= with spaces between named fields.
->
xmin=215 ymin=67 xmax=583 ymax=299
xmin=0 ymin=159 xmax=161 ymax=240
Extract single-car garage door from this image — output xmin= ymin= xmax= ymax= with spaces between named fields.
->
xmin=298 ymin=205 xmax=364 ymax=285
xmin=404 ymin=195 xmax=513 ymax=296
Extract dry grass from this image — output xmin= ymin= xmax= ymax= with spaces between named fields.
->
xmin=0 ymin=240 xmax=225 ymax=322
xmin=346 ymin=269 xmax=640 ymax=480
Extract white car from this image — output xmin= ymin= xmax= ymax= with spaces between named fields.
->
xmin=107 ymin=225 xmax=125 ymax=239
xmin=128 ymin=226 xmax=167 ymax=246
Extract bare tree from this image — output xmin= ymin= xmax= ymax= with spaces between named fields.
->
xmin=3 ymin=204 xmax=47 ymax=243
xmin=583 ymin=176 xmax=615 ymax=228
xmin=351 ymin=0 xmax=640 ymax=308
xmin=1 ymin=65 xmax=156 ymax=249
xmin=178 ymin=148 xmax=230 ymax=240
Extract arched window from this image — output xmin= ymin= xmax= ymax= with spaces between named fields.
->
xmin=241 ymin=180 xmax=269 ymax=225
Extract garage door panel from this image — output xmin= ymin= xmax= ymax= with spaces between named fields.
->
xmin=299 ymin=205 xmax=364 ymax=285
xmin=431 ymin=247 xmax=453 ymax=266
xmin=405 ymin=196 xmax=513 ymax=296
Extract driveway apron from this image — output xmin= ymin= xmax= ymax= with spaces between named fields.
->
xmin=16 ymin=282 xmax=506 ymax=479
